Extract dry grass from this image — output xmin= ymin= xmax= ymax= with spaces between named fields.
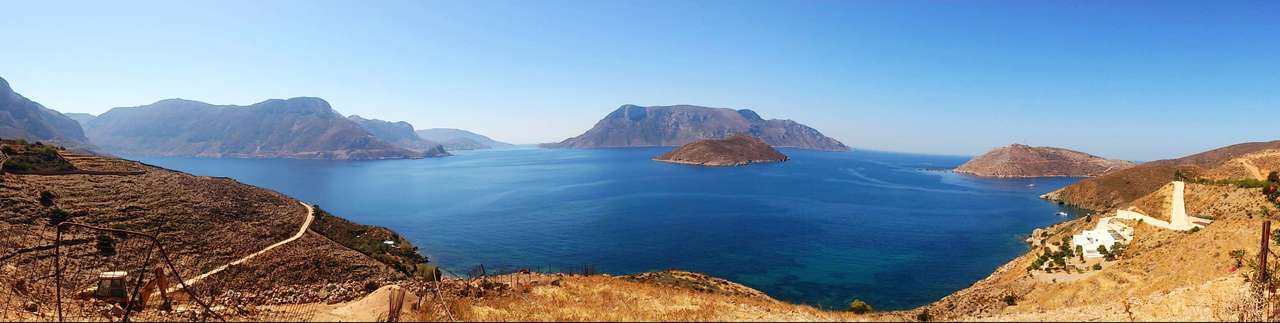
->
xmin=926 ymin=182 xmax=1274 ymax=321
xmin=0 ymin=147 xmax=412 ymax=320
xmin=304 ymin=271 xmax=899 ymax=322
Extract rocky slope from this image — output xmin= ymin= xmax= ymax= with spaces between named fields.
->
xmin=347 ymin=115 xmax=450 ymax=157
xmin=955 ymin=144 xmax=1134 ymax=177
xmin=653 ymin=135 xmax=788 ymax=166
xmin=923 ymin=181 xmax=1275 ymax=321
xmin=544 ymin=104 xmax=849 ymax=151
xmin=0 ymin=140 xmax=426 ymax=320
xmin=1043 ymin=140 xmax=1280 ymax=211
xmin=0 ymin=77 xmax=91 ymax=150
xmin=415 ymin=128 xmax=512 ymax=150
xmin=83 ymin=98 xmax=423 ymax=160
xmin=926 ymin=141 xmax=1280 ymax=321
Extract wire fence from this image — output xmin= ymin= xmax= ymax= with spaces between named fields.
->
xmin=2 ymin=219 xmax=605 ymax=322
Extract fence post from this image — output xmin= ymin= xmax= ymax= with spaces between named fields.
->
xmin=54 ymin=225 xmax=63 ymax=322
xmin=1262 ymin=221 xmax=1271 ymax=289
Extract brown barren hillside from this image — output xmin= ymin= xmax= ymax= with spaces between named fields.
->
xmin=955 ymin=144 xmax=1133 ymax=178
xmin=922 ymin=182 xmax=1277 ymax=321
xmin=654 ymin=135 xmax=788 ymax=167
xmin=1044 ymin=140 xmax=1280 ymax=211
xmin=0 ymin=140 xmax=425 ymax=320
xmin=287 ymin=270 xmax=896 ymax=322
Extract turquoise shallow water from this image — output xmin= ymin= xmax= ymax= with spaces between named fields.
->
xmin=132 ymin=147 xmax=1082 ymax=310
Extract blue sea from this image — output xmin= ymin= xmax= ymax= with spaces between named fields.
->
xmin=132 ymin=147 xmax=1083 ymax=310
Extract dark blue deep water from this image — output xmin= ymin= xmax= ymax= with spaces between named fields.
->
xmin=132 ymin=147 xmax=1083 ymax=310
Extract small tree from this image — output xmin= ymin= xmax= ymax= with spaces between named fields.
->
xmin=48 ymin=208 xmax=70 ymax=227
xmin=39 ymin=191 xmax=55 ymax=206
xmin=1230 ymin=249 xmax=1247 ymax=268
xmin=916 ymin=309 xmax=932 ymax=322
xmin=848 ymin=299 xmax=873 ymax=314
xmin=1002 ymin=294 xmax=1017 ymax=306
xmin=1075 ymin=245 xmax=1084 ymax=262
xmin=96 ymin=234 xmax=116 ymax=257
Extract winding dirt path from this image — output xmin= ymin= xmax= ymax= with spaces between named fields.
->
xmin=169 ymin=201 xmax=315 ymax=292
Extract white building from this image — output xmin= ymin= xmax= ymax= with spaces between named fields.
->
xmin=1072 ymin=217 xmax=1133 ymax=259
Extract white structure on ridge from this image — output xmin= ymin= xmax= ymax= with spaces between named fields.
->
xmin=1170 ymin=181 xmax=1191 ymax=229
xmin=1072 ymin=217 xmax=1134 ymax=258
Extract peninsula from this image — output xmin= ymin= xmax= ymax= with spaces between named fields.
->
xmin=956 ymin=144 xmax=1134 ymax=178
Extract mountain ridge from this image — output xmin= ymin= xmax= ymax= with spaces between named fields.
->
xmin=544 ymin=104 xmax=849 ymax=151
xmin=83 ymin=97 xmax=424 ymax=160
xmin=415 ymin=128 xmax=512 ymax=150
xmin=348 ymin=115 xmax=450 ymax=157
xmin=0 ymin=76 xmax=92 ymax=150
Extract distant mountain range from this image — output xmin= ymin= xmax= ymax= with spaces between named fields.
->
xmin=348 ymin=115 xmax=450 ymax=157
xmin=544 ymin=104 xmax=849 ymax=151
xmin=955 ymin=144 xmax=1134 ymax=178
xmin=83 ymin=98 xmax=426 ymax=160
xmin=64 ymin=112 xmax=97 ymax=126
xmin=415 ymin=128 xmax=513 ymax=150
xmin=0 ymin=76 xmax=92 ymax=150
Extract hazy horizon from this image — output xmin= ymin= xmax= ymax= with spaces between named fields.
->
xmin=2 ymin=0 xmax=1277 ymax=160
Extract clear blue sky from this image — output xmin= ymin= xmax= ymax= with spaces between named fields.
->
xmin=1 ymin=0 xmax=1276 ymax=160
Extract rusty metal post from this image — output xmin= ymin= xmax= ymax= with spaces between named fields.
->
xmin=54 ymin=225 xmax=63 ymax=322
xmin=121 ymin=242 xmax=156 ymax=322
xmin=1262 ymin=221 xmax=1271 ymax=288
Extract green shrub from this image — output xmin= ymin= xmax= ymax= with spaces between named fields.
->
xmin=848 ymin=299 xmax=873 ymax=314
xmin=48 ymin=208 xmax=70 ymax=227
xmin=1092 ymin=263 xmax=1102 ymax=270
xmin=39 ymin=191 xmax=55 ymax=206
xmin=916 ymin=309 xmax=931 ymax=322
xmin=1230 ymin=249 xmax=1246 ymax=267
xmin=96 ymin=234 xmax=116 ymax=257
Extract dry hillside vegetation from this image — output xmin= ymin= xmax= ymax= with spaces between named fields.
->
xmin=1045 ymin=140 xmax=1280 ymax=211
xmin=0 ymin=142 xmax=422 ymax=320
xmin=925 ymin=182 xmax=1276 ymax=321
xmin=287 ymin=270 xmax=899 ymax=322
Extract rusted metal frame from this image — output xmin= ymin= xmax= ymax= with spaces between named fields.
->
xmin=54 ymin=222 xmax=226 ymax=322
xmin=120 ymin=242 xmax=156 ymax=322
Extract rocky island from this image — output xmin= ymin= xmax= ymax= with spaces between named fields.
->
xmin=955 ymin=143 xmax=1135 ymax=178
xmin=545 ymin=104 xmax=849 ymax=151
xmin=654 ymin=135 xmax=788 ymax=166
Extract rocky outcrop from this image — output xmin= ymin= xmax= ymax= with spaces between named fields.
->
xmin=415 ymin=128 xmax=512 ymax=150
xmin=0 ymin=76 xmax=91 ymax=150
xmin=83 ymin=98 xmax=423 ymax=160
xmin=348 ymin=115 xmax=449 ymax=157
xmin=544 ymin=104 xmax=849 ymax=151
xmin=955 ymin=144 xmax=1134 ymax=178
xmin=653 ymin=135 xmax=788 ymax=166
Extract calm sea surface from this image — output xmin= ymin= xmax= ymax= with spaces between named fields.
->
xmin=132 ymin=147 xmax=1083 ymax=310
